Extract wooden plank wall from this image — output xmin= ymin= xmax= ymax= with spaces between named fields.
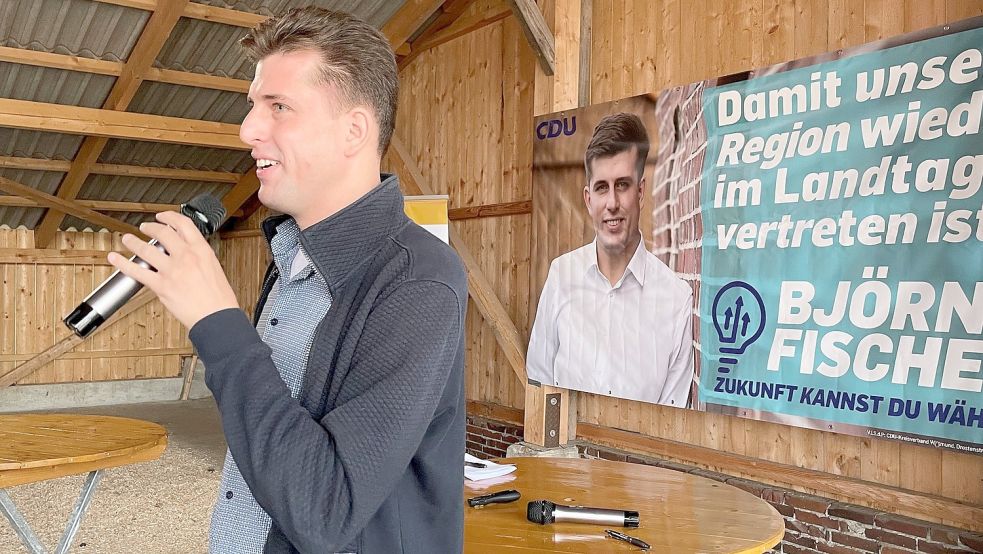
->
xmin=382 ymin=0 xmax=534 ymax=410
xmin=0 ymin=227 xmax=189 ymax=385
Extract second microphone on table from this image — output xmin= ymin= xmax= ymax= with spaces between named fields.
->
xmin=526 ymin=500 xmax=639 ymax=527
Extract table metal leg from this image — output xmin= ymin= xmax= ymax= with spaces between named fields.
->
xmin=0 ymin=469 xmax=104 ymax=554
xmin=54 ymin=470 xmax=102 ymax=554
xmin=0 ymin=487 xmax=48 ymax=553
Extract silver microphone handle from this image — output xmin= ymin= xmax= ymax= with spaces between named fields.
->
xmin=553 ymin=506 xmax=630 ymax=526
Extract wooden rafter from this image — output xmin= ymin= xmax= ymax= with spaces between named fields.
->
xmin=397 ymin=0 xmax=510 ymax=71
xmin=0 ymin=46 xmax=250 ymax=93
xmin=34 ymin=0 xmax=190 ymax=247
xmin=0 ymin=156 xmax=239 ymax=183
xmin=507 ymin=0 xmax=556 ymax=75
xmin=219 ymin=169 xmax=260 ymax=221
xmin=0 ymin=176 xmax=142 ymax=237
xmin=0 ymin=98 xmax=244 ymax=149
xmin=92 ymin=0 xmax=266 ymax=28
xmin=389 ymin=136 xmax=527 ymax=384
xmin=0 ymin=196 xmax=178 ymax=214
xmin=382 ymin=0 xmax=446 ymax=53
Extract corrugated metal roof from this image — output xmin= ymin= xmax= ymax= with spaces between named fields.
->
xmin=191 ymin=0 xmax=402 ymax=28
xmin=0 ymin=62 xmax=115 ymax=108
xmin=156 ymin=1 xmax=406 ymax=78
xmin=98 ymin=140 xmax=253 ymax=174
xmin=0 ymin=206 xmax=44 ymax=229
xmin=0 ymin=169 xmax=63 ymax=195
xmin=0 ymin=0 xmax=147 ymax=61
xmin=79 ymin=175 xmax=233 ymax=204
xmin=0 ymin=129 xmax=82 ymax=159
xmin=129 ymin=81 xmax=248 ymax=124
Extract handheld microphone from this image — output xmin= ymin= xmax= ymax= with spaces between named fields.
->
xmin=63 ymin=194 xmax=227 ymax=338
xmin=527 ymin=500 xmax=639 ymax=528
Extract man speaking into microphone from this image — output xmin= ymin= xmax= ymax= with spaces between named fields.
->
xmin=108 ymin=7 xmax=468 ymax=554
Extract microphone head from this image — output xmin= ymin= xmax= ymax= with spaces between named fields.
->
xmin=180 ymin=194 xmax=227 ymax=236
xmin=526 ymin=500 xmax=556 ymax=525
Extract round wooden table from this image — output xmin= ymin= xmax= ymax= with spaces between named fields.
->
xmin=0 ymin=414 xmax=167 ymax=554
xmin=464 ymin=457 xmax=784 ymax=553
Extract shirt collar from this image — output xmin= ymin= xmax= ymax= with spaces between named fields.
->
xmin=585 ymin=234 xmax=648 ymax=288
xmin=269 ymin=219 xmax=314 ymax=282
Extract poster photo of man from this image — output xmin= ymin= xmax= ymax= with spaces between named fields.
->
xmin=527 ymin=96 xmax=695 ymax=408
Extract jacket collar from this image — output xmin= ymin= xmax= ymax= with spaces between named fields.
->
xmin=261 ymin=174 xmax=409 ymax=293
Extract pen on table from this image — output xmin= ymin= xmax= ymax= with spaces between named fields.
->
xmin=606 ymin=529 xmax=650 ymax=550
xmin=464 ymin=461 xmax=488 ymax=468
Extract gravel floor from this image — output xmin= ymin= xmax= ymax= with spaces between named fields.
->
xmin=0 ymin=399 xmax=225 ymax=554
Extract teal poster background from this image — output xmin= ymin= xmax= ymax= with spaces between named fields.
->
xmin=698 ymin=24 xmax=982 ymax=452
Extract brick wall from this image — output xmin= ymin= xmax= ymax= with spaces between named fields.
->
xmin=464 ymin=409 xmax=983 ymax=553
xmin=466 ymin=413 xmax=524 ymax=460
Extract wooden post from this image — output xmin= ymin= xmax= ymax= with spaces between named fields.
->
xmin=522 ymin=0 xmax=586 ymax=448
xmin=179 ymin=355 xmax=199 ymax=401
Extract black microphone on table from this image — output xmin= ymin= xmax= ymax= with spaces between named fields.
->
xmin=63 ymin=194 xmax=227 ymax=338
xmin=526 ymin=500 xmax=639 ymax=528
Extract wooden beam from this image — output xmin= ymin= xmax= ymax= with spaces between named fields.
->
xmin=382 ymin=0 xmax=446 ymax=53
xmin=523 ymin=0 xmax=580 ymax=448
xmin=389 ymin=136 xmax=527 ymax=384
xmin=0 ymin=335 xmax=84 ymax=388
xmin=0 ymin=176 xmax=142 ymax=237
xmin=220 ymin=169 xmax=260 ymax=219
xmin=399 ymin=1 xmax=512 ymax=70
xmin=507 ymin=0 xmax=556 ymax=75
xmin=0 ymin=196 xmax=177 ymax=214
xmin=411 ymin=3 xmax=513 ymax=54
xmin=182 ymin=2 xmax=266 ymax=27
xmin=0 ymin=347 xmax=193 ymax=364
xmin=34 ymin=0 xmax=190 ymax=247
xmin=0 ymin=156 xmax=71 ymax=172
xmin=0 ymin=289 xmax=158 ymax=388
xmin=0 ymin=248 xmax=115 ymax=265
xmin=90 ymin=163 xmax=240 ymax=183
xmin=578 ymin=423 xmax=983 ymax=532
xmin=92 ymin=0 xmax=267 ymax=27
xmin=0 ymin=46 xmax=121 ymax=76
xmin=578 ymin=0 xmax=592 ymax=107
xmin=0 ymin=98 xmax=246 ymax=149
xmin=0 ymin=156 xmax=239 ymax=183
xmin=145 ymin=67 xmax=250 ymax=93
xmin=448 ymin=200 xmax=531 ymax=221
xmin=0 ymin=46 xmax=251 ymax=93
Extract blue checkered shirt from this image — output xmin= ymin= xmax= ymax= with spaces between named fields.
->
xmin=208 ymin=218 xmax=332 ymax=553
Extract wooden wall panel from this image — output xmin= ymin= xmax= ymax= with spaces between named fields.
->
xmin=382 ymin=7 xmax=535 ymax=410
xmin=0 ymin=227 xmax=190 ymax=385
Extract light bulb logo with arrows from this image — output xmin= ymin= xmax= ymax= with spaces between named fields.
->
xmin=711 ymin=281 xmax=766 ymax=374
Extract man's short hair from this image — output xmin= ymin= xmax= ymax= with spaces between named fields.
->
xmin=240 ymin=7 xmax=398 ymax=155
xmin=584 ymin=112 xmax=650 ymax=182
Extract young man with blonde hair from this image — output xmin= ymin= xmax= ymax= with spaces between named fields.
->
xmin=527 ymin=112 xmax=694 ymax=407
xmin=109 ymin=7 xmax=467 ymax=553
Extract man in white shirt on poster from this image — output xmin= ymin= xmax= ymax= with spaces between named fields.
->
xmin=527 ymin=112 xmax=694 ymax=407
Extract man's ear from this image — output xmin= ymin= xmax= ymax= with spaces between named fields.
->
xmin=583 ymin=183 xmax=591 ymax=210
xmin=638 ymin=176 xmax=645 ymax=206
xmin=343 ymin=106 xmax=374 ymax=157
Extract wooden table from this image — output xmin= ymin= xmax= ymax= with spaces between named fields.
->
xmin=464 ymin=457 xmax=784 ymax=553
xmin=0 ymin=414 xmax=167 ymax=554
